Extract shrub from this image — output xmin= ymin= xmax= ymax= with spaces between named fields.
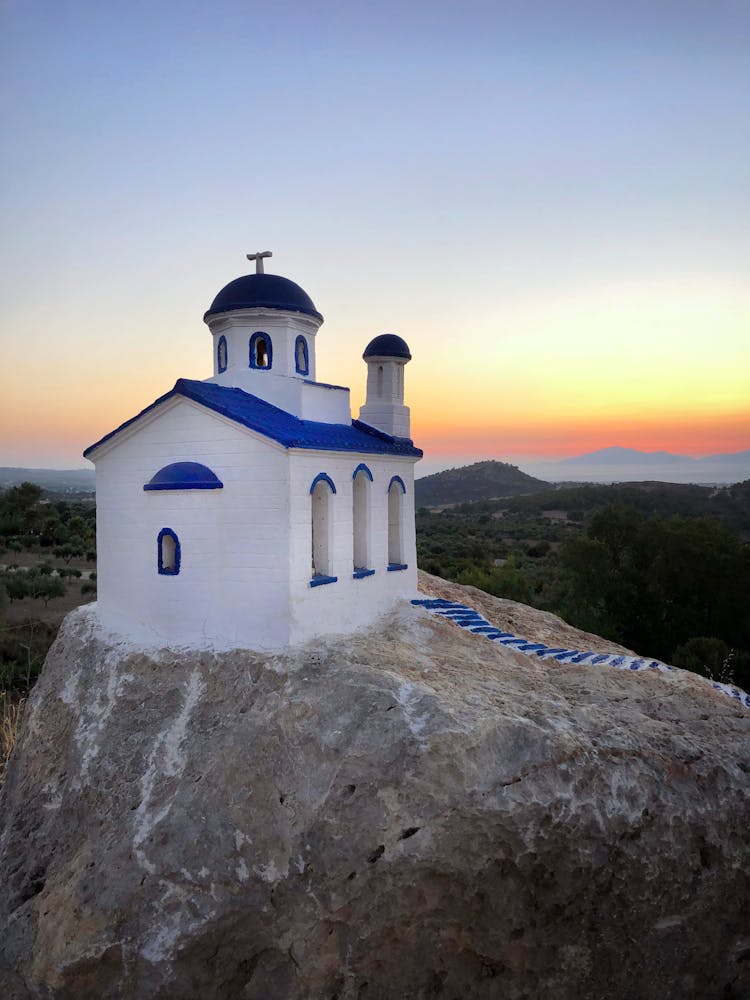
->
xmin=1 ymin=694 xmax=25 ymax=786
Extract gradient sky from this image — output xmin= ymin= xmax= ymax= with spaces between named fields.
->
xmin=1 ymin=0 xmax=748 ymax=471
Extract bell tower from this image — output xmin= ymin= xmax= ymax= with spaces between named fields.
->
xmin=359 ymin=334 xmax=412 ymax=439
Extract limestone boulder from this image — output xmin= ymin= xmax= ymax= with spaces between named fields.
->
xmin=1 ymin=580 xmax=748 ymax=999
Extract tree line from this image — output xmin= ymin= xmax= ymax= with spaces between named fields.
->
xmin=418 ymin=484 xmax=750 ymax=689
xmin=0 ymin=482 xmax=97 ymax=694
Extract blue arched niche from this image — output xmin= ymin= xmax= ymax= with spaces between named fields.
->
xmin=295 ymin=335 xmax=309 ymax=375
xmin=352 ymin=463 xmax=373 ymax=482
xmin=217 ymin=335 xmax=228 ymax=373
xmin=144 ymin=462 xmax=223 ymax=491
xmin=157 ymin=528 xmax=181 ymax=576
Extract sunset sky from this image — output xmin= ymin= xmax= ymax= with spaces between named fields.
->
xmin=1 ymin=0 xmax=748 ymax=473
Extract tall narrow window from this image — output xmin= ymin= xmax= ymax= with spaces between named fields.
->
xmin=310 ymin=473 xmax=337 ymax=586
xmin=217 ymin=335 xmax=228 ymax=373
xmin=249 ymin=332 xmax=273 ymax=369
xmin=157 ymin=528 xmax=181 ymax=576
xmin=352 ymin=464 xmax=373 ymax=577
xmin=387 ymin=476 xmax=407 ymax=570
xmin=295 ymin=335 xmax=309 ymax=375
xmin=377 ymin=364 xmax=384 ymax=397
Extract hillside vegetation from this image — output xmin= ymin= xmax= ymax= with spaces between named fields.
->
xmin=415 ymin=460 xmax=549 ymax=507
xmin=0 ymin=482 xmax=97 ymax=698
xmin=417 ymin=479 xmax=750 ymax=689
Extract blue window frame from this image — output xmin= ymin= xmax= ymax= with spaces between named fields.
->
xmin=388 ymin=475 xmax=406 ymax=494
xmin=309 ymin=472 xmax=337 ymax=495
xmin=249 ymin=332 xmax=273 ymax=370
xmin=352 ymin=462 xmax=373 ymax=482
xmin=157 ymin=528 xmax=181 ymax=576
xmin=217 ymin=335 xmax=228 ymax=373
xmin=295 ymin=335 xmax=309 ymax=375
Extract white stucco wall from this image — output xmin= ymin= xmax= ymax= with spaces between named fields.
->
xmin=92 ymin=397 xmax=291 ymax=649
xmin=287 ymin=450 xmax=418 ymax=646
xmin=90 ymin=398 xmax=419 ymax=651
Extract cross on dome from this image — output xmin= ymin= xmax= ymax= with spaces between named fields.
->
xmin=246 ymin=250 xmax=273 ymax=274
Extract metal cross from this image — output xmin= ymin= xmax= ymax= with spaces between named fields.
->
xmin=246 ymin=250 xmax=272 ymax=274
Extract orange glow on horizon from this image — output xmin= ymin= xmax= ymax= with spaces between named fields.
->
xmin=412 ymin=405 xmax=750 ymax=459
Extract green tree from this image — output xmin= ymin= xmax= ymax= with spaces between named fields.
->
xmin=672 ymin=637 xmax=731 ymax=684
xmin=26 ymin=571 xmax=66 ymax=608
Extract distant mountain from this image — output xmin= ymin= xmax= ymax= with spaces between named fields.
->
xmin=696 ymin=449 xmax=750 ymax=465
xmin=558 ymin=446 xmax=691 ymax=466
xmin=523 ymin=447 xmax=750 ymax=485
xmin=415 ymin=461 xmax=549 ymax=508
xmin=0 ymin=468 xmax=95 ymax=492
xmin=556 ymin=446 xmax=750 ymax=467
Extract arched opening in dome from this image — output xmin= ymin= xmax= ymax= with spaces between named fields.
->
xmin=217 ymin=335 xmax=227 ymax=373
xmin=157 ymin=528 xmax=180 ymax=576
xmin=352 ymin=464 xmax=373 ymax=575
xmin=249 ymin=332 xmax=272 ymax=370
xmin=377 ymin=365 xmax=384 ymax=397
xmin=295 ymin=335 xmax=309 ymax=376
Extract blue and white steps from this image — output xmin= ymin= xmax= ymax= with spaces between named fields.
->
xmin=411 ymin=597 xmax=750 ymax=710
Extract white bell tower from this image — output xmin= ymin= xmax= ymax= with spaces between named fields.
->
xmin=359 ymin=334 xmax=412 ymax=439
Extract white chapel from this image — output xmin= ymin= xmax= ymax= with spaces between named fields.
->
xmin=84 ymin=253 xmax=422 ymax=649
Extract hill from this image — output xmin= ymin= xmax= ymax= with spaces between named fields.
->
xmin=415 ymin=460 xmax=549 ymax=507
xmin=0 ymin=467 xmax=95 ymax=493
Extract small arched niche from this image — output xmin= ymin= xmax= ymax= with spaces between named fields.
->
xmin=310 ymin=473 xmax=337 ymax=586
xmin=157 ymin=528 xmax=181 ymax=576
xmin=143 ymin=462 xmax=223 ymax=492
xmin=352 ymin=464 xmax=373 ymax=577
xmin=387 ymin=476 xmax=407 ymax=570
xmin=295 ymin=335 xmax=309 ymax=375
xmin=217 ymin=335 xmax=228 ymax=373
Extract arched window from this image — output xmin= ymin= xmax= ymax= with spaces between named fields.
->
xmin=295 ymin=335 xmax=309 ymax=376
xmin=377 ymin=364 xmax=384 ymax=397
xmin=249 ymin=332 xmax=273 ymax=370
xmin=157 ymin=528 xmax=181 ymax=576
xmin=352 ymin=464 xmax=374 ymax=577
xmin=387 ymin=476 xmax=407 ymax=570
xmin=310 ymin=473 xmax=337 ymax=586
xmin=217 ymin=335 xmax=228 ymax=373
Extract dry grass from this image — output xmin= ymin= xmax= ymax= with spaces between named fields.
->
xmin=1 ymin=693 xmax=25 ymax=786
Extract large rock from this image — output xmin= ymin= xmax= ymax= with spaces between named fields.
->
xmin=1 ymin=577 xmax=749 ymax=999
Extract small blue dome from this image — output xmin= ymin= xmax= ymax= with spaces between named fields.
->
xmin=144 ymin=462 xmax=223 ymax=491
xmin=204 ymin=273 xmax=323 ymax=323
xmin=363 ymin=334 xmax=412 ymax=361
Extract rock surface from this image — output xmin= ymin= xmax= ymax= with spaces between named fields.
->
xmin=1 ymin=577 xmax=749 ymax=999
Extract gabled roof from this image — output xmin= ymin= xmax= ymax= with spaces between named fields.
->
xmin=84 ymin=378 xmax=423 ymax=460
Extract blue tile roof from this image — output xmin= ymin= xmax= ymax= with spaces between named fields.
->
xmin=84 ymin=378 xmax=422 ymax=459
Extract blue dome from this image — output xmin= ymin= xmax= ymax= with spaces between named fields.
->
xmin=363 ymin=334 xmax=412 ymax=361
xmin=143 ymin=462 xmax=223 ymax=491
xmin=204 ymin=273 xmax=323 ymax=322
